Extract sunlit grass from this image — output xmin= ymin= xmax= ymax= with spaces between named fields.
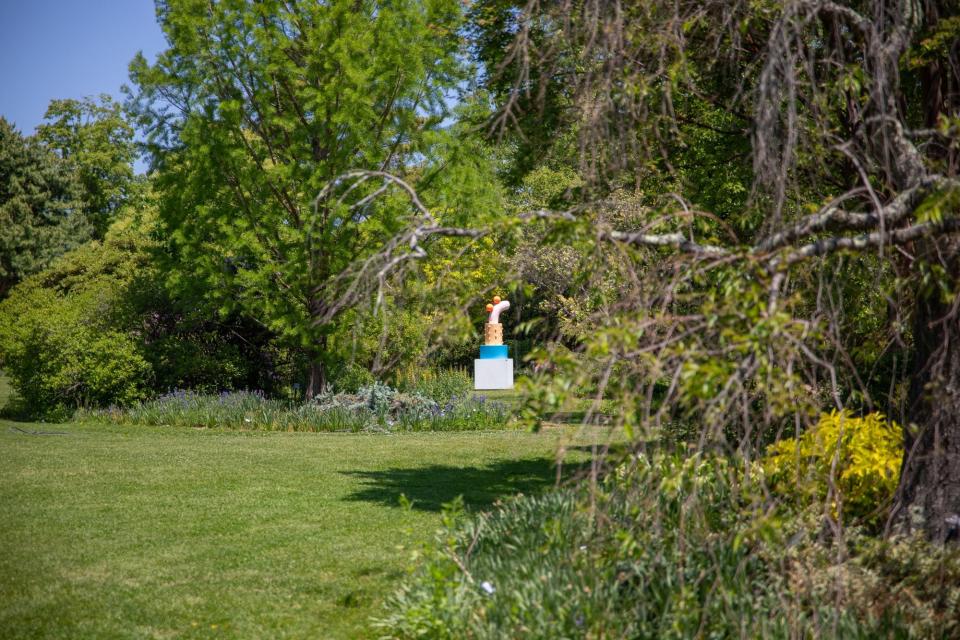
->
xmin=0 ymin=415 xmax=617 ymax=638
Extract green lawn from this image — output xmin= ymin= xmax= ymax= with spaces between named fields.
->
xmin=0 ymin=413 xmax=613 ymax=639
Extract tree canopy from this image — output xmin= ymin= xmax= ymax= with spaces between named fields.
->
xmin=36 ymin=95 xmax=138 ymax=238
xmin=130 ymin=0 xmax=491 ymax=396
xmin=0 ymin=117 xmax=91 ymax=298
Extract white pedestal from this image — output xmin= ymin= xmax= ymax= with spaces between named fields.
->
xmin=474 ymin=359 xmax=514 ymax=390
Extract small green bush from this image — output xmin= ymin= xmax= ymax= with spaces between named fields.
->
xmin=332 ymin=361 xmax=376 ymax=393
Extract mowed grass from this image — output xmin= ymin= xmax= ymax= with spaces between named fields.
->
xmin=0 ymin=410 xmax=614 ymax=639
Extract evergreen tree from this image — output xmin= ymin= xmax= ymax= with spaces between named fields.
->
xmin=0 ymin=118 xmax=91 ymax=298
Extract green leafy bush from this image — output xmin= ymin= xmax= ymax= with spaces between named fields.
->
xmin=0 ymin=212 xmax=306 ymax=416
xmin=332 ymin=361 xmax=377 ymax=393
xmin=762 ymin=410 xmax=903 ymax=527
xmin=0 ymin=237 xmax=153 ymax=417
xmin=776 ymin=508 xmax=960 ymax=638
xmin=379 ymin=454 xmax=816 ymax=639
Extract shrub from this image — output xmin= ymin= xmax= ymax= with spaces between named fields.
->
xmin=776 ymin=509 xmax=960 ymax=638
xmin=0 ymin=215 xmax=306 ymax=416
xmin=0 ymin=261 xmax=152 ymax=417
xmin=331 ymin=361 xmax=376 ymax=393
xmin=332 ymin=307 xmax=430 ymax=381
xmin=762 ymin=410 xmax=903 ymax=527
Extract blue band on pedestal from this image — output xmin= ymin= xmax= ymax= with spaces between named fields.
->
xmin=479 ymin=345 xmax=509 ymax=359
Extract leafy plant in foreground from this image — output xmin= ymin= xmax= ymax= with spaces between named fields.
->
xmin=379 ymin=451 xmax=960 ymax=639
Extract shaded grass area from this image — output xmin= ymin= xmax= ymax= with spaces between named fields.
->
xmin=0 ymin=372 xmax=12 ymax=406
xmin=343 ymin=458 xmax=569 ymax=512
xmin=0 ymin=418 xmax=612 ymax=639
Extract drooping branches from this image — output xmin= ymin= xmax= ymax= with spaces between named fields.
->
xmin=464 ymin=0 xmax=960 ymax=537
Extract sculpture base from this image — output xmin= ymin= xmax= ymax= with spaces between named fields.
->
xmin=474 ymin=358 xmax=514 ymax=390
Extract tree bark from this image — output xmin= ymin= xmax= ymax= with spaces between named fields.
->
xmin=305 ymin=334 xmax=328 ymax=400
xmin=893 ymin=6 xmax=960 ymax=541
xmin=306 ymin=359 xmax=326 ymax=400
xmin=894 ymin=237 xmax=960 ymax=542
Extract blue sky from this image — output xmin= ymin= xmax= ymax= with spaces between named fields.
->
xmin=0 ymin=0 xmax=166 ymax=136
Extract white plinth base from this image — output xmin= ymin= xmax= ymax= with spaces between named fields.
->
xmin=474 ymin=359 xmax=514 ymax=390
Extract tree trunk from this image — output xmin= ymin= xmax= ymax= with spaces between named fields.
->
xmin=894 ymin=238 xmax=960 ymax=542
xmin=894 ymin=10 xmax=960 ymax=541
xmin=305 ymin=335 xmax=329 ymax=400
xmin=306 ymin=359 xmax=326 ymax=400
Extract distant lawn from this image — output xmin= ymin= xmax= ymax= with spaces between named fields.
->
xmin=0 ymin=416 xmax=614 ymax=639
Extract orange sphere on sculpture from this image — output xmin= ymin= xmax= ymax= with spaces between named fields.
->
xmin=493 ymin=296 xmax=501 ymax=304
xmin=486 ymin=303 xmax=494 ymax=313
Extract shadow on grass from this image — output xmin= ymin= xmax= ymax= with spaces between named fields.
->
xmin=342 ymin=457 xmax=587 ymax=512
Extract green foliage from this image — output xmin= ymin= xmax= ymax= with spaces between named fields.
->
xmin=0 ymin=229 xmax=154 ymax=417
xmin=0 ymin=117 xmax=91 ymax=298
xmin=331 ymin=361 xmax=377 ymax=394
xmin=36 ymin=95 xmax=137 ymax=237
xmin=380 ymin=454 xmax=811 ymax=639
xmin=86 ymin=384 xmax=511 ymax=432
xmin=763 ymin=410 xmax=903 ymax=527
xmin=778 ymin=514 xmax=960 ymax=638
xmin=130 ymin=0 xmax=493 ymax=391
xmin=382 ymin=450 xmax=960 ymax=638
xmin=395 ymin=367 xmax=473 ymax=402
xmin=0 ymin=209 xmax=297 ymax=416
xmin=333 ymin=306 xmax=430 ymax=382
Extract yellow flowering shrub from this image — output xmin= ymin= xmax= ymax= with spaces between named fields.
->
xmin=763 ymin=410 xmax=903 ymax=526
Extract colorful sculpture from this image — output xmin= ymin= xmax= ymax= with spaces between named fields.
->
xmin=475 ymin=295 xmax=514 ymax=389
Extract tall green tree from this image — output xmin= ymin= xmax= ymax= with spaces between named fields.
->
xmin=36 ymin=95 xmax=138 ymax=237
xmin=130 ymin=0 xmax=474 ymax=397
xmin=0 ymin=118 xmax=91 ymax=298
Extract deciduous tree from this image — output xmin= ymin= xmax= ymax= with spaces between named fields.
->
xmin=130 ymin=0 xmax=479 ymax=397
xmin=479 ymin=0 xmax=960 ymax=540
xmin=36 ymin=95 xmax=138 ymax=237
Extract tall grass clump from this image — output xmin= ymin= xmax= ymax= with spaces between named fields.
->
xmin=379 ymin=452 xmax=960 ymax=639
xmin=82 ymin=383 xmax=512 ymax=432
xmin=379 ymin=454 xmax=795 ymax=639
